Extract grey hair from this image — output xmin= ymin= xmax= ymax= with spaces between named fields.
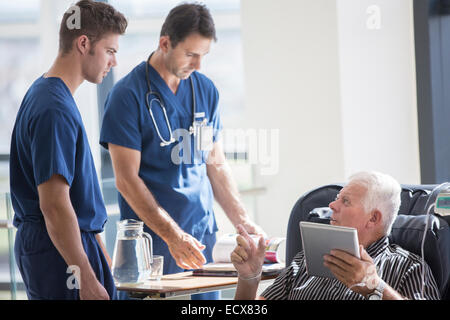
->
xmin=347 ymin=171 xmax=401 ymax=235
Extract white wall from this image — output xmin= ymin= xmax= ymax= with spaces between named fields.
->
xmin=240 ymin=0 xmax=420 ymax=238
xmin=240 ymin=0 xmax=345 ymax=237
xmin=336 ymin=0 xmax=420 ymax=184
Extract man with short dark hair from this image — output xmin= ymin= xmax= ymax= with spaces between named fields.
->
xmin=10 ymin=0 xmax=127 ymax=300
xmin=100 ymin=3 xmax=264 ymax=300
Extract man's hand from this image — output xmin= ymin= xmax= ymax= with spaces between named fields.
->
xmin=230 ymin=225 xmax=266 ymax=279
xmin=323 ymin=245 xmax=380 ymax=296
xmin=167 ymin=231 xmax=206 ymax=270
xmin=79 ymin=272 xmax=110 ymax=300
xmin=239 ymin=220 xmax=267 ymax=239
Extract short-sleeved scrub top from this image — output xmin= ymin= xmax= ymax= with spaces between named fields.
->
xmin=100 ymin=61 xmax=222 ymax=274
xmin=10 ymin=76 xmax=116 ymax=299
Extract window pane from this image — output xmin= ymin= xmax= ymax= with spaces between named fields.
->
xmin=109 ymin=0 xmax=240 ymax=19
xmin=0 ymin=39 xmax=41 ymax=155
xmin=109 ymin=0 xmax=179 ymax=18
xmin=0 ymin=39 xmax=41 ymax=192
xmin=0 ymin=0 xmax=40 ymax=23
xmin=203 ymin=0 xmax=240 ymax=11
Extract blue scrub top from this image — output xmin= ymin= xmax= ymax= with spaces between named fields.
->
xmin=100 ymin=61 xmax=222 ymax=240
xmin=10 ymin=76 xmax=107 ymax=232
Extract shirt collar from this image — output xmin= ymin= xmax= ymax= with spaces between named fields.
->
xmin=365 ymin=236 xmax=389 ymax=258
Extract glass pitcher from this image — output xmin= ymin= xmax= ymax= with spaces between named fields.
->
xmin=111 ymin=219 xmax=153 ymax=284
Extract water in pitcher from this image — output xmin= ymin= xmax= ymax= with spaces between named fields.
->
xmin=111 ymin=219 xmax=153 ymax=284
xmin=112 ymin=239 xmax=151 ymax=283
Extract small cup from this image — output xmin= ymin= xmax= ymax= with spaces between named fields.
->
xmin=149 ymin=255 xmax=164 ymax=281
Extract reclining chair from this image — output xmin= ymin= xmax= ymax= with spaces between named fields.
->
xmin=286 ymin=183 xmax=450 ymax=300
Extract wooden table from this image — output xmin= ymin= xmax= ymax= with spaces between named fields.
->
xmin=116 ymin=271 xmax=276 ymax=299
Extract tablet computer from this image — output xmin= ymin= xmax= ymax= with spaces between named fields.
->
xmin=299 ymin=221 xmax=360 ymax=279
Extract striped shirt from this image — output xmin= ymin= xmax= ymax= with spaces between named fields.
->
xmin=261 ymin=236 xmax=440 ymax=300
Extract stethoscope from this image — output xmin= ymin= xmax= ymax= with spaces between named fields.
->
xmin=145 ymin=52 xmax=197 ymax=147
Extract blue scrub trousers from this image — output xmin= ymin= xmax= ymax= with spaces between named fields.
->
xmin=14 ymin=221 xmax=117 ymax=300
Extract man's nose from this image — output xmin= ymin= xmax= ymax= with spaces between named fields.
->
xmin=111 ymin=54 xmax=117 ymax=68
xmin=192 ymin=57 xmax=201 ymax=70
xmin=329 ymin=199 xmax=337 ymax=211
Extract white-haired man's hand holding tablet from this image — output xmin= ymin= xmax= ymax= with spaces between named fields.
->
xmin=299 ymin=222 xmax=360 ymax=279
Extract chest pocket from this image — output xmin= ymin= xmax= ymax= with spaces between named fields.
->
xmin=170 ymin=114 xmax=211 ymax=166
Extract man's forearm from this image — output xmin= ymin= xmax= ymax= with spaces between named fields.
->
xmin=234 ymin=278 xmax=261 ymax=300
xmin=42 ymin=202 xmax=97 ymax=282
xmin=381 ymin=285 xmax=405 ymax=300
xmin=38 ymin=174 xmax=110 ymax=299
xmin=116 ymin=174 xmax=183 ymax=243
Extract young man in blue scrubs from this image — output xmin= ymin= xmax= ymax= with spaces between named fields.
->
xmin=100 ymin=3 xmax=265 ymax=299
xmin=9 ymin=0 xmax=127 ymax=300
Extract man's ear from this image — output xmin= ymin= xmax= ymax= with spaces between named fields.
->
xmin=368 ymin=209 xmax=382 ymax=228
xmin=159 ymin=35 xmax=171 ymax=53
xmin=75 ymin=35 xmax=90 ymax=55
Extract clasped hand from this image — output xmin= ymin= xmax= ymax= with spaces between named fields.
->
xmin=323 ymin=245 xmax=380 ymax=296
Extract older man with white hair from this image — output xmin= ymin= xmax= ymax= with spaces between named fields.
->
xmin=231 ymin=171 xmax=441 ymax=300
